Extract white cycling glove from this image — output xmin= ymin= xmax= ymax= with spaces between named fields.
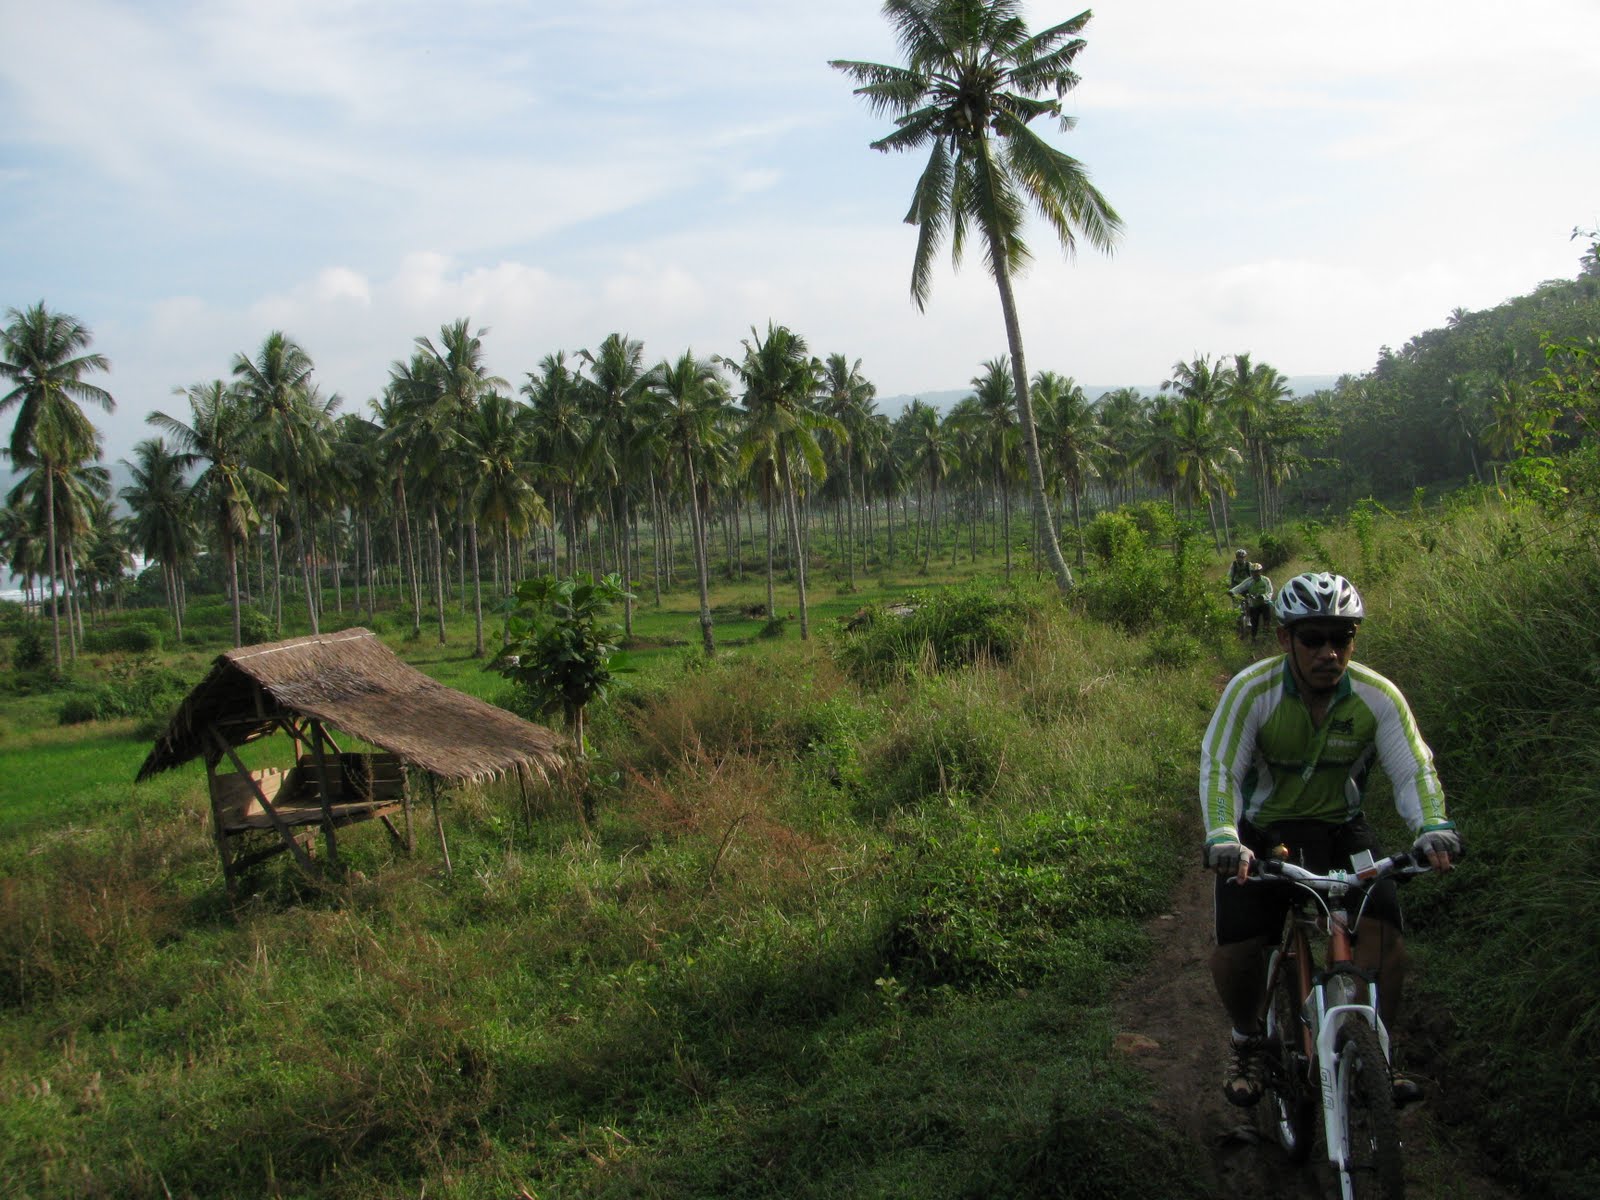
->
xmin=1204 ymin=837 xmax=1256 ymax=875
xmin=1412 ymin=823 xmax=1462 ymax=860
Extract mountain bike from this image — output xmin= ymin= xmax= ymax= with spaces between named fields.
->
xmin=1234 ymin=595 xmax=1252 ymax=640
xmin=1250 ymin=848 xmax=1433 ymax=1200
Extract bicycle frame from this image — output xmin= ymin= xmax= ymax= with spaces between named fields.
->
xmin=1256 ymin=851 xmax=1423 ymax=1197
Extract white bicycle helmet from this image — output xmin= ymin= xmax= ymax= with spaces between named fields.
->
xmin=1274 ymin=572 xmax=1365 ymax=625
xmin=1234 ymin=549 xmax=1248 ymax=558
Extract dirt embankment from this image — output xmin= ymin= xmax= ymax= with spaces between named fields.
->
xmin=1110 ymin=865 xmax=1518 ymax=1199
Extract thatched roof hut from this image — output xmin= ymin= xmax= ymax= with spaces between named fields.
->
xmin=139 ymin=628 xmax=568 ymax=891
xmin=138 ymin=627 xmax=565 ymax=784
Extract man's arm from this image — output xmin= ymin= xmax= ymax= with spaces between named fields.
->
xmin=1349 ymin=667 xmax=1452 ymax=853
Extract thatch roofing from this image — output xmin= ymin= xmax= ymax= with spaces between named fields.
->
xmin=137 ymin=628 xmax=567 ymax=783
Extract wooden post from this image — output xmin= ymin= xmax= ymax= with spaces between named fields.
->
xmin=204 ymin=754 xmax=237 ymax=896
xmin=305 ymin=719 xmax=342 ymax=869
xmin=402 ymin=765 xmax=415 ymax=852
xmin=430 ymin=775 xmax=452 ymax=875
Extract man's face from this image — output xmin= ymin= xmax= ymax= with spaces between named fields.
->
xmin=1276 ymin=619 xmax=1357 ymax=695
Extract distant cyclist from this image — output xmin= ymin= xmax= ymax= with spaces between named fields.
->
xmin=1227 ymin=548 xmax=1252 ymax=589
xmin=1228 ymin=562 xmax=1274 ymax=643
xmin=1197 ymin=572 xmax=1461 ymax=1108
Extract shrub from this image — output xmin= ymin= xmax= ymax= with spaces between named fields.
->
xmin=832 ymin=582 xmax=1031 ymax=686
xmin=1076 ymin=525 xmax=1220 ymax=638
xmin=12 ymin=624 xmax=45 ymax=671
xmin=1256 ymin=530 xmax=1298 ymax=572
xmin=55 ymin=661 xmax=188 ymax=726
xmin=83 ymin=623 xmax=162 ymax=654
xmin=238 ymin=606 xmax=276 ymax=644
xmin=58 ymin=690 xmax=108 ymax=725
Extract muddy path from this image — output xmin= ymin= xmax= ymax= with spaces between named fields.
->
xmin=1110 ymin=864 xmax=1517 ymax=1199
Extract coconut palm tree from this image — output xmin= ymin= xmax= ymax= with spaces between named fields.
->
xmin=831 ymin=0 xmax=1121 ymax=593
xmin=725 ymin=323 xmax=841 ymax=640
xmin=820 ymin=353 xmax=877 ymax=590
xmin=641 ymin=351 xmax=730 ymax=655
xmin=1033 ymin=370 xmax=1099 ymax=566
xmin=1 ymin=303 xmax=115 ymax=669
xmin=120 ymin=438 xmax=196 ymax=640
xmin=961 ymin=357 xmax=1019 ymax=576
xmin=578 ymin=333 xmax=650 ymax=636
xmin=523 ymin=352 xmax=589 ymax=574
xmin=232 ymin=331 xmax=327 ymax=631
xmin=1095 ymin=386 xmax=1145 ymax=507
xmin=469 ymin=391 xmax=549 ymax=615
xmin=416 ymin=318 xmax=509 ymax=656
xmin=150 ymin=381 xmax=278 ymax=646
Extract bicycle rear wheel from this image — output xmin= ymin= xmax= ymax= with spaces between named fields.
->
xmin=1263 ymin=949 xmax=1316 ymax=1162
xmin=1334 ymin=1015 xmax=1404 ymax=1200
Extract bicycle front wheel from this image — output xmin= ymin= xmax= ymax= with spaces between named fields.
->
xmin=1334 ymin=1015 xmax=1404 ymax=1200
xmin=1264 ymin=951 xmax=1315 ymax=1163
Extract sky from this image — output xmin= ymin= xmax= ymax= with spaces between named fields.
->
xmin=4 ymin=0 xmax=1599 ymax=467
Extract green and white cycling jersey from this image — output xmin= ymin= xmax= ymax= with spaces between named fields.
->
xmin=1199 ymin=654 xmax=1448 ymax=842
xmin=1228 ymin=575 xmax=1273 ymax=605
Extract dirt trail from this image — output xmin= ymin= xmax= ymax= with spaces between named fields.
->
xmin=1110 ymin=864 xmax=1518 ymax=1199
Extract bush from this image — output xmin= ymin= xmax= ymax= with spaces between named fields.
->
xmin=1256 ymin=530 xmax=1298 ymax=572
xmin=12 ymin=625 xmax=45 ymax=671
xmin=55 ymin=661 xmax=188 ymax=726
xmin=1076 ymin=524 xmax=1220 ymax=638
xmin=238 ymin=606 xmax=276 ymax=644
xmin=83 ymin=623 xmax=162 ymax=654
xmin=832 ymin=582 xmax=1032 ymax=686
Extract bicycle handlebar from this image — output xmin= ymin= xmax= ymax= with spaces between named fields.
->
xmin=1249 ymin=851 xmax=1431 ymax=888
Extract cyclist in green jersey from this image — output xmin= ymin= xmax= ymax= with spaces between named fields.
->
xmin=1228 ymin=562 xmax=1274 ymax=643
xmin=1228 ymin=549 xmax=1252 ymax=589
xmin=1197 ymin=572 xmax=1462 ymax=1107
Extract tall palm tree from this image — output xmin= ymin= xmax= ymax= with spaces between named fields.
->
xmin=725 ymin=323 xmax=840 ymax=640
xmin=523 ymin=352 xmax=589 ymax=573
xmin=120 ymin=437 xmax=196 ymax=640
xmin=641 ymin=351 xmax=730 ymax=655
xmin=1 ymin=303 xmax=114 ymax=669
xmin=831 ymin=0 xmax=1121 ymax=594
xmin=1033 ymin=370 xmax=1099 ymax=566
xmin=963 ymin=357 xmax=1019 ymax=576
xmin=416 ymin=318 xmax=508 ymax=655
xmin=469 ymin=391 xmax=549 ymax=618
xmin=1095 ymin=386 xmax=1145 ymax=507
xmin=578 ymin=332 xmax=649 ymax=636
xmin=820 ymin=353 xmax=877 ymax=591
xmin=232 ymin=331 xmax=326 ymax=632
xmin=150 ymin=381 xmax=277 ymax=646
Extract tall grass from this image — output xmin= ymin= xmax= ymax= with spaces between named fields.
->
xmin=1349 ymin=500 xmax=1600 ymax=1196
xmin=0 ymin=579 xmax=1210 ymax=1198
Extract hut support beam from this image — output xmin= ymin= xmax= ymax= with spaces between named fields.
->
xmin=430 ymin=776 xmax=452 ymax=875
xmin=208 ymin=727 xmax=318 ymax=879
xmin=305 ymin=719 xmax=343 ymax=870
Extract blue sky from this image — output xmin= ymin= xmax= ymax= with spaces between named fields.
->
xmin=4 ymin=0 xmax=1599 ymax=465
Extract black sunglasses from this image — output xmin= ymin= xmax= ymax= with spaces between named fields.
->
xmin=1293 ymin=627 xmax=1356 ymax=650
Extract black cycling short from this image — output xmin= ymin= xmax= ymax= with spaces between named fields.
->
xmin=1213 ymin=814 xmax=1404 ymax=945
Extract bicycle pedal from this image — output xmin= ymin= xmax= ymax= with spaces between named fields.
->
xmin=1391 ymin=1076 xmax=1425 ymax=1108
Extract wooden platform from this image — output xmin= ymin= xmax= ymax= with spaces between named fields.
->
xmin=208 ymin=750 xmax=413 ymax=888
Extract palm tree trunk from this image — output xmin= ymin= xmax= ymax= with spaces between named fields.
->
xmin=470 ymin=518 xmax=484 ymax=658
xmin=778 ymin=457 xmax=809 ymax=640
xmin=44 ymin=469 xmax=61 ymax=671
xmin=986 ymin=225 xmax=1073 ymax=592
xmin=431 ymin=505 xmax=447 ymax=644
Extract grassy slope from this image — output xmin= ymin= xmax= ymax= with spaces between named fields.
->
xmin=0 ymin=556 xmax=1215 ymax=1199
xmin=5 ymin=504 xmax=1592 ymax=1198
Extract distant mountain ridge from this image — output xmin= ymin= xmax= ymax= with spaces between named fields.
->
xmin=875 ymin=376 xmax=1340 ymax=416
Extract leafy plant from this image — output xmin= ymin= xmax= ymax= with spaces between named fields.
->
xmin=11 ymin=624 xmax=45 ymax=671
xmin=492 ymin=571 xmax=633 ymax=754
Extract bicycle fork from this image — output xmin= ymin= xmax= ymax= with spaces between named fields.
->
xmin=1312 ymin=918 xmax=1394 ymax=1173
